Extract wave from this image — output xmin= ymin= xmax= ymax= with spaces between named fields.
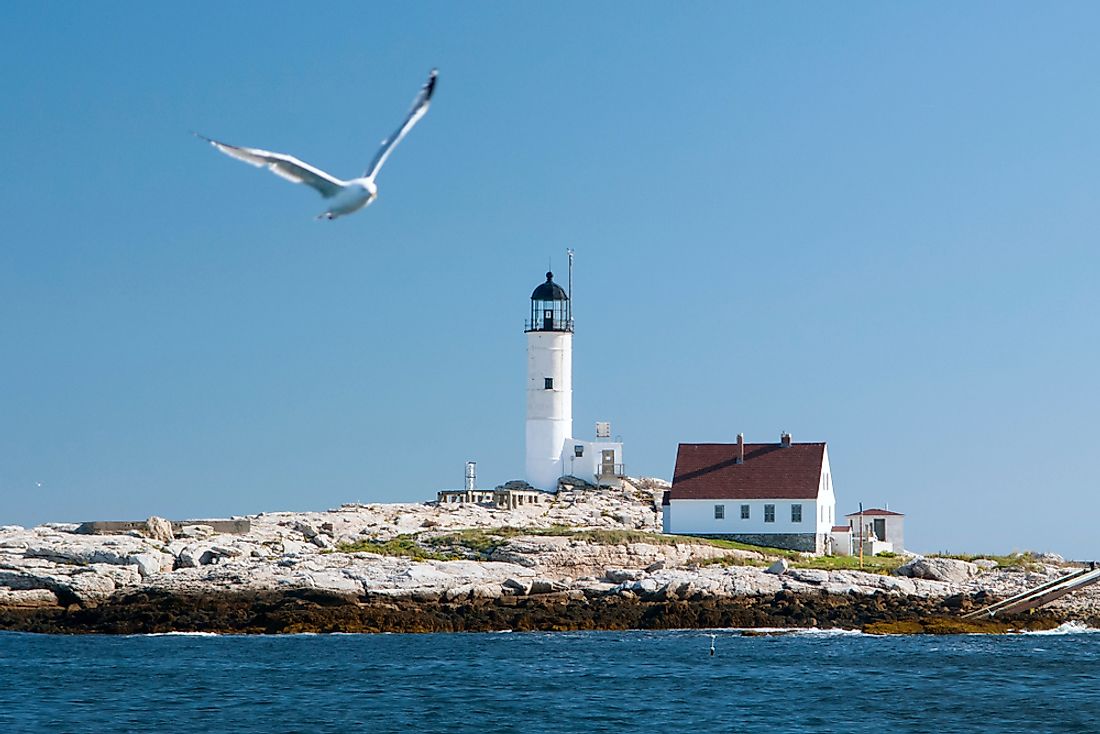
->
xmin=1023 ymin=621 xmax=1100 ymax=636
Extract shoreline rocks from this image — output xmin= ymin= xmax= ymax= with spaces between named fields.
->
xmin=2 ymin=479 xmax=1096 ymax=634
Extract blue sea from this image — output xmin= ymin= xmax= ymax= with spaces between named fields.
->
xmin=2 ymin=626 xmax=1098 ymax=733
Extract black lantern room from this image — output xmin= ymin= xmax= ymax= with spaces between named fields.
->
xmin=526 ymin=271 xmax=572 ymax=332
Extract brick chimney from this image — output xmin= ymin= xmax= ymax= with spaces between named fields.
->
xmin=736 ymin=433 xmax=745 ymax=464
xmin=780 ymin=431 xmax=792 ymax=448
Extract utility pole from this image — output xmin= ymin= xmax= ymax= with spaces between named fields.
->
xmin=858 ymin=501 xmax=864 ymax=569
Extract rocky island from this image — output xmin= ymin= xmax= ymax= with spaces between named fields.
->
xmin=1 ymin=480 xmax=1095 ymax=634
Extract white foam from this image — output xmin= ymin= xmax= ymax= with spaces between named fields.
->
xmin=1023 ymin=621 xmax=1100 ymax=636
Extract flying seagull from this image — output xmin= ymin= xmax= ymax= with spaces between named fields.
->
xmin=196 ymin=68 xmax=437 ymax=220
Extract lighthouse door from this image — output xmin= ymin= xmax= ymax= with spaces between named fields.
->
xmin=600 ymin=449 xmax=616 ymax=478
xmin=543 ymin=309 xmax=554 ymax=330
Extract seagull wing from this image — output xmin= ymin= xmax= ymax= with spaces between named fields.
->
xmin=363 ymin=68 xmax=437 ymax=179
xmin=195 ymin=134 xmax=345 ymax=198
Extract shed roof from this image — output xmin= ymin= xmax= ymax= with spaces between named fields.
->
xmin=670 ymin=442 xmax=826 ymax=500
xmin=844 ymin=508 xmax=903 ymax=517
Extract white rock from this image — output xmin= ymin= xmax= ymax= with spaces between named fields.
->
xmin=786 ymin=568 xmax=827 ymax=584
xmin=144 ymin=516 xmax=174 ymax=542
xmin=131 ymin=552 xmax=172 ymax=579
xmin=766 ymin=559 xmax=789 ymax=575
xmin=895 ymin=557 xmax=979 ymax=583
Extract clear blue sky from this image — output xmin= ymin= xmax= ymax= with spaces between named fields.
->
xmin=2 ymin=3 xmax=1098 ymax=559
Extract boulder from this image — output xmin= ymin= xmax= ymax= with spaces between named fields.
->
xmin=179 ymin=525 xmax=215 ymax=540
xmin=765 ymin=559 xmax=789 ymax=575
xmin=292 ymin=521 xmax=320 ymax=540
xmin=972 ymin=559 xmax=999 ymax=571
xmin=895 ymin=557 xmax=978 ymax=583
xmin=603 ymin=568 xmax=643 ymax=583
xmin=130 ymin=552 xmax=172 ymax=579
xmin=503 ymin=578 xmax=533 ymax=595
xmin=786 ymin=568 xmax=828 ymax=585
xmin=144 ymin=516 xmax=175 ymax=543
xmin=0 ymin=588 xmax=59 ymax=608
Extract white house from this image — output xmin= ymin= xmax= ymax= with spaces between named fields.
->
xmin=843 ymin=508 xmax=905 ymax=554
xmin=663 ymin=433 xmax=836 ymax=554
xmin=524 ymin=265 xmax=623 ymax=491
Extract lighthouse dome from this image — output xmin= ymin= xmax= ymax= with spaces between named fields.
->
xmin=531 ymin=272 xmax=568 ymax=301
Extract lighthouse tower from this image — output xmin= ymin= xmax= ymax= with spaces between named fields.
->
xmin=525 ymin=270 xmax=573 ymax=491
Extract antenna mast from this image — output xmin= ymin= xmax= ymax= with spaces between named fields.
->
xmin=567 ymin=248 xmax=574 ymax=325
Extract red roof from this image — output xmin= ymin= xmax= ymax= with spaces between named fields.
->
xmin=670 ymin=442 xmax=826 ymax=500
xmin=831 ymin=525 xmax=851 ymax=533
xmin=844 ymin=508 xmax=903 ymax=517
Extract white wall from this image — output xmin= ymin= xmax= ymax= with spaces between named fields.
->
xmin=846 ymin=514 xmax=905 ymax=552
xmin=817 ymin=447 xmax=837 ymax=535
xmin=667 ymin=498 xmax=821 ymax=536
xmin=562 ymin=439 xmax=623 ymax=484
xmin=525 ymin=331 xmax=573 ymax=491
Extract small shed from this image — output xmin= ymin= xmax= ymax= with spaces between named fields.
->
xmin=844 ymin=508 xmax=905 ymax=553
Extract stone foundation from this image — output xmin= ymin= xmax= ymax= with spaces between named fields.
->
xmin=688 ymin=532 xmax=823 ymax=554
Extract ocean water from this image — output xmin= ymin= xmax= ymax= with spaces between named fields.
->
xmin=1 ymin=626 xmax=1098 ymax=734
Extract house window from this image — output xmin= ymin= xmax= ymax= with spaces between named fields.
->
xmin=764 ymin=504 xmax=775 ymax=523
xmin=544 ymin=377 xmax=554 ymax=390
xmin=714 ymin=504 xmax=725 ymax=520
xmin=791 ymin=504 xmax=802 ymax=523
xmin=740 ymin=504 xmax=750 ymax=520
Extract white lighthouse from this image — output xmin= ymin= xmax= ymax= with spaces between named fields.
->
xmin=524 ymin=270 xmax=574 ymax=490
xmin=523 ymin=256 xmax=625 ymax=492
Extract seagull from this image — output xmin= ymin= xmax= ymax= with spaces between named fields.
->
xmin=196 ymin=68 xmax=437 ymax=220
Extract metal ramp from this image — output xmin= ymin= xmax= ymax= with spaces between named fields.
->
xmin=962 ymin=565 xmax=1100 ymax=619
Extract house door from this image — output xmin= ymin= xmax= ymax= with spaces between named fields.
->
xmin=600 ymin=449 xmax=616 ymax=478
xmin=873 ymin=518 xmax=886 ymax=541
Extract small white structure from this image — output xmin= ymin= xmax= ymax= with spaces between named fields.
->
xmin=830 ymin=525 xmax=853 ymax=556
xmin=844 ymin=508 xmax=905 ymax=554
xmin=524 ymin=261 xmax=623 ymax=491
xmin=663 ymin=433 xmax=837 ymax=554
xmin=438 ymin=461 xmax=495 ymax=505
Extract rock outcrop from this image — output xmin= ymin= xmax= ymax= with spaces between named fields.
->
xmin=1 ymin=478 xmax=1094 ymax=633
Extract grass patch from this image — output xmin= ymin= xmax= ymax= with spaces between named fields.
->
xmin=790 ymin=554 xmax=905 ymax=574
xmin=336 ymin=535 xmax=461 ymax=561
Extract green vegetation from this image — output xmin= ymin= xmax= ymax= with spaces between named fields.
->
xmin=336 ymin=535 xmax=461 ymax=561
xmin=331 ymin=526 xmax=909 ymax=574
xmin=790 ymin=554 xmax=905 ymax=574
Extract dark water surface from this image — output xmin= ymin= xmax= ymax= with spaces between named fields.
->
xmin=2 ymin=626 xmax=1097 ymax=733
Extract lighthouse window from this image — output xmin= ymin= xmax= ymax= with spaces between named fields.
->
xmin=574 ymin=445 xmax=584 ymax=457
xmin=544 ymin=377 xmax=554 ymax=390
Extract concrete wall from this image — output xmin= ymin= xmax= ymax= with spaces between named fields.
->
xmin=667 ymin=531 xmax=822 ymax=553
xmin=525 ymin=331 xmax=573 ymax=491
xmin=76 ymin=519 xmax=251 ymax=535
